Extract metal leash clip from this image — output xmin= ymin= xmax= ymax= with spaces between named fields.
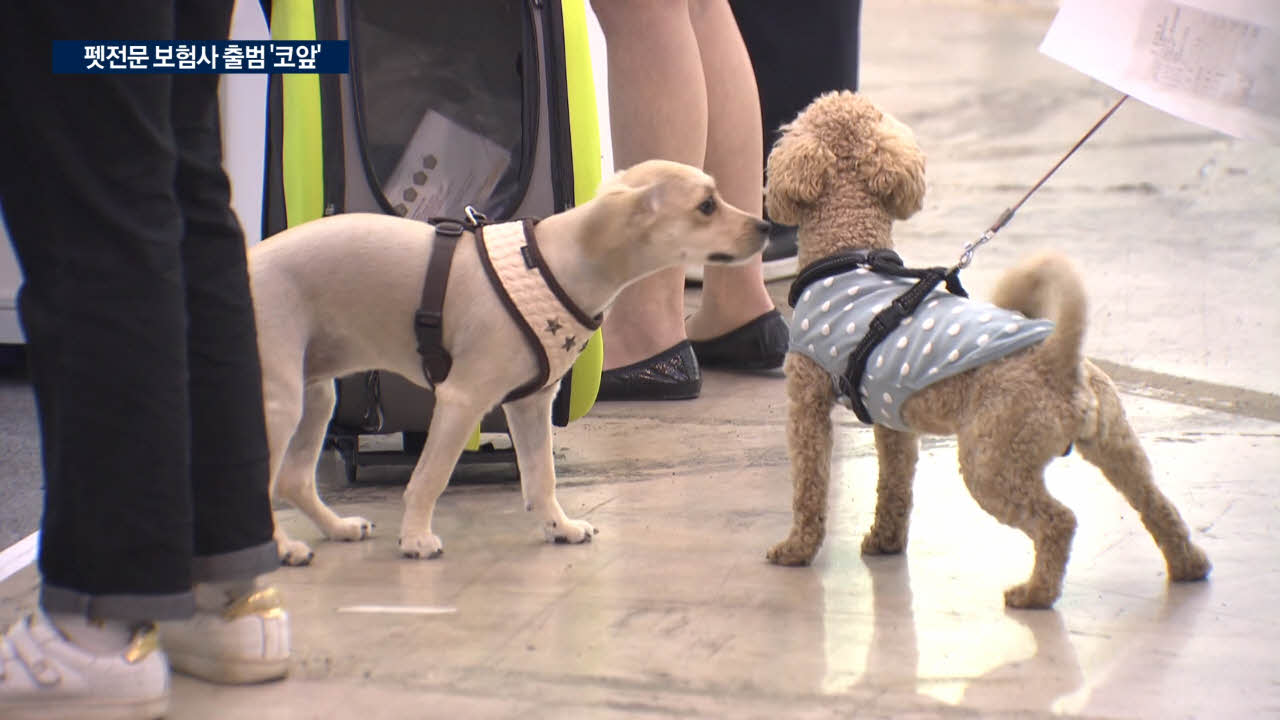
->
xmin=464 ymin=205 xmax=488 ymax=227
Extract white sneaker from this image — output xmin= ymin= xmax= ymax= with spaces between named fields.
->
xmin=158 ymin=586 xmax=290 ymax=684
xmin=0 ymin=611 xmax=169 ymax=720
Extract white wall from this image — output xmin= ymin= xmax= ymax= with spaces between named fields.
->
xmin=220 ymin=0 xmax=272 ymax=248
xmin=586 ymin=7 xmax=614 ymax=179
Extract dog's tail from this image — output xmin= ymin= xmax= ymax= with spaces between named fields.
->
xmin=988 ymin=251 xmax=1087 ymax=381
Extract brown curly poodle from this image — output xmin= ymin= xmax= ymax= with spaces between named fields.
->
xmin=763 ymin=91 xmax=1210 ymax=608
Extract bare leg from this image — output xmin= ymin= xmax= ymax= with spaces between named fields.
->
xmin=591 ymin=0 xmax=706 ymax=370
xmin=685 ymin=0 xmax=773 ymax=341
xmin=591 ymin=0 xmax=774 ymax=370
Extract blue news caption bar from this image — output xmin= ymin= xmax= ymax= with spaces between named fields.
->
xmin=52 ymin=41 xmax=349 ymax=74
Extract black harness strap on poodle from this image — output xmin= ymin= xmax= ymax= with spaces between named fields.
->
xmin=789 ymin=249 xmax=969 ymax=425
xmin=415 ymin=216 xmax=478 ymax=387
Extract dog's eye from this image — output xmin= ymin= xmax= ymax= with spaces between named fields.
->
xmin=697 ymin=197 xmax=717 ymax=215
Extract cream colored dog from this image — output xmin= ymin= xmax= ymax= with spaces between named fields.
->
xmin=763 ymin=92 xmax=1210 ymax=608
xmin=250 ymin=160 xmax=769 ymax=564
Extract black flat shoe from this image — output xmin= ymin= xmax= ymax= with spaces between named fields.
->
xmin=689 ymin=309 xmax=789 ymax=370
xmin=596 ymin=341 xmax=702 ymax=401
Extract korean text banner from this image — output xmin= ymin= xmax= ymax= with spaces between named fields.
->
xmin=52 ymin=41 xmax=350 ymax=74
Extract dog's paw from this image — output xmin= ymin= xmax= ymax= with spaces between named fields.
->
xmin=277 ymin=539 xmax=315 ymax=567
xmin=399 ymin=532 xmax=444 ymax=559
xmin=329 ymin=515 xmax=375 ymax=542
xmin=1168 ymin=545 xmax=1212 ymax=582
xmin=766 ymin=538 xmax=817 ymax=566
xmin=545 ymin=518 xmax=596 ymax=545
xmin=860 ymin=530 xmax=906 ymax=555
xmin=1003 ymin=582 xmax=1058 ymax=609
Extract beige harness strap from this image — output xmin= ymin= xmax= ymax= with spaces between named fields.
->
xmin=474 ymin=220 xmax=601 ymax=401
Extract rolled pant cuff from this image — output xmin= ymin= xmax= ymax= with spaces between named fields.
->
xmin=41 ymin=584 xmax=196 ymax=622
xmin=40 ymin=541 xmax=279 ymax=622
xmin=193 ymin=540 xmax=279 ymax=584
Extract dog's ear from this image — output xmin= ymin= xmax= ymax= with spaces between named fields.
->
xmin=618 ymin=181 xmax=672 ymax=228
xmin=596 ymin=169 xmax=659 ymax=208
xmin=596 ymin=169 xmax=645 ymax=202
xmin=601 ymin=180 xmax=670 ymax=232
xmin=639 ymin=181 xmax=669 ymax=217
xmin=764 ymin=127 xmax=834 ymax=226
xmin=862 ymin=118 xmax=926 ymax=220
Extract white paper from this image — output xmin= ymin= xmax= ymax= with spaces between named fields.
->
xmin=1040 ymin=0 xmax=1280 ymax=143
xmin=383 ymin=110 xmax=512 ymax=221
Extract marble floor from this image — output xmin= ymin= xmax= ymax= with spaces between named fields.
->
xmin=2 ymin=0 xmax=1278 ymax=718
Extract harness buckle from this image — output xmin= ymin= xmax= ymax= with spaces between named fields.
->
xmin=414 ymin=308 xmax=443 ymax=330
xmin=432 ymin=220 xmax=465 ymax=238
xmin=870 ymin=300 xmax=909 ymax=335
xmin=414 ymin=307 xmax=451 ymax=386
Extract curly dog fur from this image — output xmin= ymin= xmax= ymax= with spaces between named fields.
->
xmin=763 ymin=91 xmax=1210 ymax=608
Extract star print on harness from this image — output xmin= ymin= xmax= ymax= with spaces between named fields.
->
xmin=787 ymin=248 xmax=1053 ymax=431
xmin=415 ymin=211 xmax=601 ymax=400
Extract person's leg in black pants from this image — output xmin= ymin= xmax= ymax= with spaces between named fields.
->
xmin=155 ymin=0 xmax=288 ymax=688
xmin=172 ymin=0 xmax=278 ymax=589
xmin=731 ymin=0 xmax=862 ymax=160
xmin=0 ymin=2 xmax=284 ymax=714
xmin=0 ymin=0 xmax=276 ymax=624
xmin=730 ymin=0 xmax=862 ymax=279
xmin=0 ymin=1 xmax=199 ymax=621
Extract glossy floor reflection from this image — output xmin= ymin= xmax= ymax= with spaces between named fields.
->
xmin=5 ymin=374 xmax=1271 ymax=718
xmin=3 ymin=0 xmax=1278 ymax=717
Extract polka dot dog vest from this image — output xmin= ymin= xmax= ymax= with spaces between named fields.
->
xmin=789 ymin=267 xmax=1053 ymax=431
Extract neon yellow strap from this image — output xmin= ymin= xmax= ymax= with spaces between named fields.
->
xmin=561 ymin=1 xmax=603 ymax=421
xmin=271 ymin=0 xmax=324 ymax=228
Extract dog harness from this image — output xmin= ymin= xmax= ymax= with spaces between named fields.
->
xmin=789 ymin=250 xmax=1053 ymax=431
xmin=415 ymin=218 xmax=601 ymax=402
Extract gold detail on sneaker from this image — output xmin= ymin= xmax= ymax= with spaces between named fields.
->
xmin=29 ymin=657 xmax=59 ymax=686
xmin=124 ymin=624 xmax=159 ymax=664
xmin=224 ymin=586 xmax=285 ymax=621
